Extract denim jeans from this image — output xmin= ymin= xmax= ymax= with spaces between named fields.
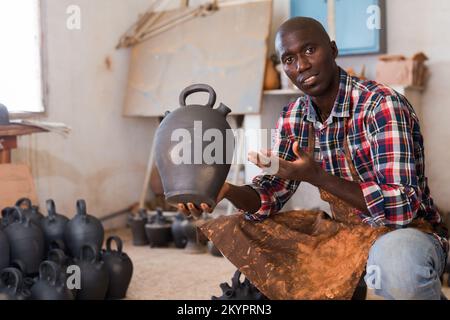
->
xmin=364 ymin=228 xmax=447 ymax=300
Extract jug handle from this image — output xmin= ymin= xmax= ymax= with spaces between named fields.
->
xmin=0 ymin=268 xmax=22 ymax=295
xmin=9 ymin=206 xmax=26 ymax=224
xmin=39 ymin=261 xmax=60 ymax=286
xmin=76 ymin=199 xmax=88 ymax=222
xmin=48 ymin=249 xmax=66 ymax=266
xmin=179 ymin=84 xmax=216 ymax=108
xmin=79 ymin=244 xmax=98 ymax=263
xmin=106 ymin=236 xmax=123 ymax=253
xmin=46 ymin=199 xmax=57 ymax=218
xmin=15 ymin=197 xmax=32 ymax=209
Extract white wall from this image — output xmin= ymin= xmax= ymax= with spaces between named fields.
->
xmin=14 ymin=0 xmax=161 ymax=227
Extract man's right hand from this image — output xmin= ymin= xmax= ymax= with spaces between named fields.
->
xmin=177 ymin=182 xmax=230 ymax=218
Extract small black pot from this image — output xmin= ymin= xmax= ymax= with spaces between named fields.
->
xmin=145 ymin=209 xmax=172 ymax=247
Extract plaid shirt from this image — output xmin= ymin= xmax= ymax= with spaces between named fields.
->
xmin=246 ymin=68 xmax=448 ymax=251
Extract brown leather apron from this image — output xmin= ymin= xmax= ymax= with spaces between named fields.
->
xmin=199 ymin=119 xmax=392 ymax=300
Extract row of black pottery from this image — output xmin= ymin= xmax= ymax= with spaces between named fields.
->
xmin=128 ymin=208 xmax=222 ymax=257
xmin=0 ymin=198 xmax=133 ymax=300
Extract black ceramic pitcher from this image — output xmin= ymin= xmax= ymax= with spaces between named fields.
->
xmin=64 ymin=200 xmax=104 ymax=259
xmin=0 ymin=228 xmax=10 ymax=270
xmin=101 ymin=236 xmax=133 ymax=300
xmin=4 ymin=207 xmax=45 ymax=275
xmin=41 ymin=199 xmax=69 ymax=252
xmin=154 ymin=84 xmax=234 ymax=208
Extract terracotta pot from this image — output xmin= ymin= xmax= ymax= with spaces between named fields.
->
xmin=154 ymin=84 xmax=234 ymax=208
xmin=263 ymin=58 xmax=280 ymax=90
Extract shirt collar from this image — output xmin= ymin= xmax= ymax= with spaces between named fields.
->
xmin=303 ymin=67 xmax=352 ymax=123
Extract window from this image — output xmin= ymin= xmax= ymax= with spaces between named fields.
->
xmin=0 ymin=0 xmax=44 ymax=113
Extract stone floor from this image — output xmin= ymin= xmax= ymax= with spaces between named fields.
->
xmin=108 ymin=228 xmax=450 ymax=300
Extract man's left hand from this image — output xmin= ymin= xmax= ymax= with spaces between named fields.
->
xmin=248 ymin=141 xmax=324 ymax=185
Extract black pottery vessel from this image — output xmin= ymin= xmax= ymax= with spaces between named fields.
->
xmin=64 ymin=200 xmax=104 ymax=258
xmin=101 ymin=236 xmax=133 ymax=300
xmin=128 ymin=209 xmax=149 ymax=246
xmin=171 ymin=212 xmax=188 ymax=249
xmin=154 ymin=84 xmax=234 ymax=208
xmin=41 ymin=199 xmax=69 ymax=252
xmin=4 ymin=207 xmax=45 ymax=276
xmin=144 ymin=209 xmax=172 ymax=247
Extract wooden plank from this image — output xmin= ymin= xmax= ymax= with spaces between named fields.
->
xmin=123 ymin=0 xmax=272 ymax=116
xmin=0 ymin=164 xmax=38 ymax=209
xmin=0 ymin=124 xmax=47 ymax=137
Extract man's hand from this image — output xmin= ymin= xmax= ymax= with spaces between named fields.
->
xmin=177 ymin=182 xmax=230 ymax=218
xmin=248 ymin=141 xmax=324 ymax=185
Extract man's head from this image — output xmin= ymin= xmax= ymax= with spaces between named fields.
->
xmin=275 ymin=17 xmax=339 ymax=97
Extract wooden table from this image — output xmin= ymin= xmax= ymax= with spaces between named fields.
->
xmin=0 ymin=124 xmax=48 ymax=163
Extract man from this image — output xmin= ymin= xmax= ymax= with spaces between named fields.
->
xmin=178 ymin=17 xmax=448 ymax=300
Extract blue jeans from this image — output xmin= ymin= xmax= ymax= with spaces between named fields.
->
xmin=364 ymin=228 xmax=447 ymax=300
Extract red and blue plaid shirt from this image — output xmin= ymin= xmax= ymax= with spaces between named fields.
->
xmin=246 ymin=68 xmax=448 ymax=251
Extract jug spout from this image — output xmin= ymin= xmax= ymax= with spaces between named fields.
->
xmin=216 ymin=103 xmax=231 ymax=117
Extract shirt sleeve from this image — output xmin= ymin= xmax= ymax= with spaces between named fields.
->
xmin=357 ymin=94 xmax=421 ymax=227
xmin=244 ymin=110 xmax=301 ymax=222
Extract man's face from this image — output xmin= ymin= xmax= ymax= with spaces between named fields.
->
xmin=276 ymin=29 xmax=338 ymax=97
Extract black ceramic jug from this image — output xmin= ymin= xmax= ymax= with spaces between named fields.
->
xmin=144 ymin=209 xmax=172 ymax=247
xmin=15 ymin=198 xmax=44 ymax=227
xmin=212 ymin=270 xmax=267 ymax=300
xmin=41 ymin=199 xmax=69 ymax=252
xmin=4 ymin=207 xmax=45 ymax=275
xmin=0 ymin=228 xmax=10 ymax=270
xmin=64 ymin=200 xmax=104 ymax=259
xmin=171 ymin=212 xmax=187 ymax=249
xmin=101 ymin=236 xmax=133 ymax=300
xmin=30 ymin=261 xmax=74 ymax=300
xmin=207 ymin=241 xmax=223 ymax=257
xmin=128 ymin=209 xmax=149 ymax=246
xmin=180 ymin=216 xmax=205 ymax=254
xmin=0 ymin=268 xmax=30 ymax=300
xmin=154 ymin=84 xmax=234 ymax=208
xmin=74 ymin=245 xmax=109 ymax=300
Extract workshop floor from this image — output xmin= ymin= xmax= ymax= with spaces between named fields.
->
xmin=108 ymin=228 xmax=450 ymax=300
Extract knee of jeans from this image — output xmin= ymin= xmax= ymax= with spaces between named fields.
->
xmin=365 ymin=229 xmax=440 ymax=295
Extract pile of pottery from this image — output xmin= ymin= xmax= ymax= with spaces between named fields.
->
xmin=128 ymin=208 xmax=222 ymax=257
xmin=0 ymin=198 xmax=133 ymax=300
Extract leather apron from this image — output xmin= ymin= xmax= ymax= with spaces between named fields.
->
xmin=199 ymin=118 xmax=425 ymax=299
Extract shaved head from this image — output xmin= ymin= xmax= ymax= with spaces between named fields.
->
xmin=274 ymin=16 xmax=339 ymax=100
xmin=275 ymin=17 xmax=331 ymax=56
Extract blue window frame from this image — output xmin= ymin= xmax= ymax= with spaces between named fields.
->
xmin=290 ymin=0 xmax=386 ymax=56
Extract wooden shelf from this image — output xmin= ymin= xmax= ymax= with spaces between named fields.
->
xmin=0 ymin=124 xmax=47 ymax=137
